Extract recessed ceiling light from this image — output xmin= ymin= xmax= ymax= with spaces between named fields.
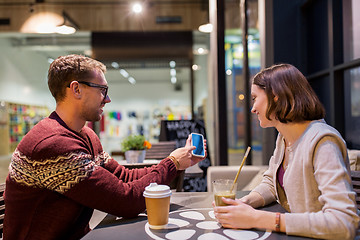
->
xmin=169 ymin=61 xmax=176 ymax=68
xmin=132 ymin=3 xmax=143 ymax=13
xmin=192 ymin=64 xmax=201 ymax=71
xmin=120 ymin=69 xmax=129 ymax=78
xmin=111 ymin=62 xmax=119 ymax=69
xmin=128 ymin=77 xmax=136 ymax=84
xmin=193 ymin=47 xmax=209 ymax=55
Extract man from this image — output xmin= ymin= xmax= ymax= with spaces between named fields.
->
xmin=4 ymin=54 xmax=206 ymax=240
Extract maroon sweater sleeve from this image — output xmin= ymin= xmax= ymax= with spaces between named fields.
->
xmin=9 ymin=112 xmax=178 ymax=219
xmin=4 ymin=112 xmax=179 ymax=239
xmin=63 ymin=156 xmax=177 ymax=218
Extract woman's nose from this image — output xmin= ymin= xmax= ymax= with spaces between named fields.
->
xmin=251 ymin=105 xmax=255 ymax=113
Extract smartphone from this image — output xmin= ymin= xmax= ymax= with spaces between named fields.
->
xmin=191 ymin=133 xmax=205 ymax=157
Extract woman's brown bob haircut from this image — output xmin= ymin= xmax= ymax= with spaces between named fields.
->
xmin=48 ymin=54 xmax=106 ymax=102
xmin=252 ymin=63 xmax=325 ymax=123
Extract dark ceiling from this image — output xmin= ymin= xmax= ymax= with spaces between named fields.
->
xmin=91 ymin=31 xmax=194 ymax=65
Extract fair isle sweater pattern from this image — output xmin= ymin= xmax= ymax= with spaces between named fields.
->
xmin=8 ymin=149 xmax=111 ymax=194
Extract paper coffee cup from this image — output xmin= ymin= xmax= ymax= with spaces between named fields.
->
xmin=143 ymin=183 xmax=172 ymax=229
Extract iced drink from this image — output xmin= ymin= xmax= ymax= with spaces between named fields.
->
xmin=213 ymin=179 xmax=237 ymax=206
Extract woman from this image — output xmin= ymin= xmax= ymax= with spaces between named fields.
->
xmin=213 ymin=64 xmax=359 ymax=239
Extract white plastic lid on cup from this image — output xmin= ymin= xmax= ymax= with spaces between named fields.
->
xmin=143 ymin=183 xmax=172 ymax=198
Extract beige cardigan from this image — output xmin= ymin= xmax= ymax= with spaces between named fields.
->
xmin=252 ymin=120 xmax=359 ymax=240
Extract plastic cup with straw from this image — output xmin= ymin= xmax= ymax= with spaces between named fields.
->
xmin=230 ymin=146 xmax=252 ymax=193
xmin=213 ymin=146 xmax=251 ymax=206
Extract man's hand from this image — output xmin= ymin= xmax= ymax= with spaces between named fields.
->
xmin=169 ymin=134 xmax=207 ymax=170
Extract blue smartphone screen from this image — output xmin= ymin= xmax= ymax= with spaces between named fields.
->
xmin=192 ymin=134 xmax=205 ymax=156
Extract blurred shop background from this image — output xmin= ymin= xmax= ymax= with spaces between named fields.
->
xmin=0 ymin=0 xmax=359 ymax=189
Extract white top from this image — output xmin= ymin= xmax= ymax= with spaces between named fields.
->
xmin=143 ymin=183 xmax=172 ymax=198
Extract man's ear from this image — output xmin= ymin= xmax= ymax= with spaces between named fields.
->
xmin=69 ymin=81 xmax=82 ymax=99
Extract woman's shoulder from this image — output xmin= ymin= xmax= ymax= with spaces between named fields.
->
xmin=304 ymin=120 xmax=347 ymax=150
xmin=307 ymin=119 xmax=343 ymax=138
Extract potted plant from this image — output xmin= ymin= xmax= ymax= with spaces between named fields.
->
xmin=121 ymin=135 xmax=152 ymax=163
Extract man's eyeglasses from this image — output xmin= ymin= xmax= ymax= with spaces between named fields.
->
xmin=77 ymin=81 xmax=108 ymax=101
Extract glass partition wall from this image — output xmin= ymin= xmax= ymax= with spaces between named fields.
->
xmin=0 ymin=31 xmax=210 ymax=155
xmin=343 ymin=0 xmax=360 ymax=149
xmin=225 ymin=0 xmax=262 ymax=165
xmin=303 ymin=0 xmax=360 ymax=150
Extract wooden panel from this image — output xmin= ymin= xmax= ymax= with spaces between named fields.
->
xmin=145 ymin=141 xmax=177 ymax=160
xmin=0 ymin=1 xmax=207 ymax=32
xmin=111 ymin=141 xmax=177 ymax=160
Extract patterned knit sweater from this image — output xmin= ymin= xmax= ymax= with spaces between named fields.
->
xmin=4 ymin=112 xmax=178 ymax=240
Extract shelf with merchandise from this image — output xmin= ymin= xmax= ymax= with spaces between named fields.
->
xmin=4 ymin=102 xmax=50 ymax=153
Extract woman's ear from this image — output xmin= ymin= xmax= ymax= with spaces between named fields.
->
xmin=274 ymin=95 xmax=279 ymax=102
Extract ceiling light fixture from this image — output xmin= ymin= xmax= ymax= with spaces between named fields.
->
xmin=198 ymin=7 xmax=212 ymax=33
xmin=132 ymin=3 xmax=143 ymax=13
xmin=169 ymin=61 xmax=176 ymax=68
xmin=192 ymin=64 xmax=201 ymax=71
xmin=111 ymin=62 xmax=119 ymax=69
xmin=118 ymin=68 xmax=136 ymax=85
xmin=169 ymin=60 xmax=177 ymax=84
xmin=120 ymin=69 xmax=129 ymax=78
xmin=198 ymin=23 xmax=213 ymax=33
xmin=128 ymin=77 xmax=136 ymax=85
xmin=193 ymin=47 xmax=209 ymax=55
xmin=36 ymin=22 xmax=57 ymax=34
xmin=55 ymin=11 xmax=79 ymax=35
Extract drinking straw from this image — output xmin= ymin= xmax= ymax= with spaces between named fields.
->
xmin=230 ymin=146 xmax=251 ymax=193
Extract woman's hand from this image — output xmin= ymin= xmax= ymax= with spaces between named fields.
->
xmin=213 ymin=197 xmax=285 ymax=232
xmin=213 ymin=198 xmax=258 ymax=229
